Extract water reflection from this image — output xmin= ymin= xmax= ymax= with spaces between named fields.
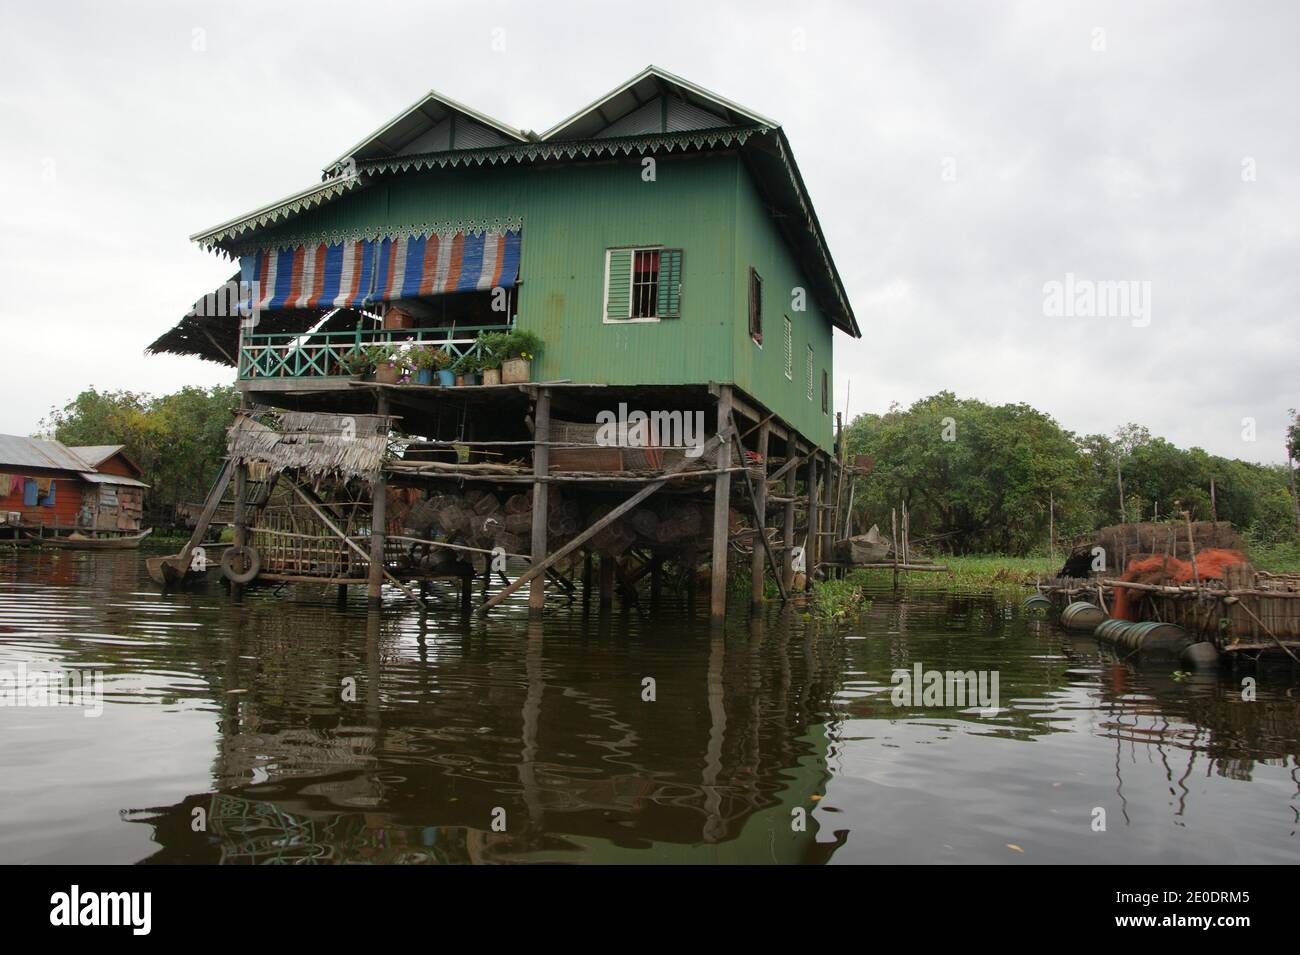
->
xmin=0 ymin=550 xmax=1296 ymax=864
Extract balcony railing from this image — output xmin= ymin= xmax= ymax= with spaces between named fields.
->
xmin=238 ymin=323 xmax=512 ymax=380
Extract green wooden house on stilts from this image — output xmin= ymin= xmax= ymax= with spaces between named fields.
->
xmin=150 ymin=66 xmax=861 ymax=618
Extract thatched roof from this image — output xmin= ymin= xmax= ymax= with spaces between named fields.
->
xmin=227 ymin=411 xmax=389 ymax=483
xmin=147 ymin=273 xmax=373 ymax=366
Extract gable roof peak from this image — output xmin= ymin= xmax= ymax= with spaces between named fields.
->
xmin=541 ymin=65 xmax=779 ymax=141
xmin=325 ymin=88 xmax=529 ymax=174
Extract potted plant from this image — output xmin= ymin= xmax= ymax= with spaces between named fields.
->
xmin=501 ymin=329 xmax=542 ymax=384
xmin=453 ymin=351 xmax=481 ymax=386
xmin=370 ymin=344 xmax=407 ymax=384
xmin=435 ymin=348 xmax=456 ymax=386
xmin=409 ymin=345 xmax=451 ymax=386
xmin=478 ymin=332 xmax=509 ymax=386
xmin=340 ymin=347 xmax=374 ymax=379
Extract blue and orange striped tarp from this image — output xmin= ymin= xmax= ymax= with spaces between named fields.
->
xmin=239 ymin=229 xmax=521 ymax=310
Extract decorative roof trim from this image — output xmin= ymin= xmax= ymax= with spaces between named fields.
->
xmin=191 ymin=174 xmax=370 ymax=250
xmin=226 ymin=216 xmax=526 ymax=257
xmin=193 ymin=127 xmax=758 ymax=253
xmin=357 ymin=125 xmax=759 ymax=176
xmin=770 ymin=130 xmax=858 ymax=337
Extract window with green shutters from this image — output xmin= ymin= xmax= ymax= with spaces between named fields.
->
xmin=603 ymin=247 xmax=682 ymax=321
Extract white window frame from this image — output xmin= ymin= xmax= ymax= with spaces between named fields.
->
xmin=602 ymin=246 xmax=666 ymax=325
xmin=806 ymin=345 xmax=814 ymax=400
xmin=783 ymin=316 xmax=792 ymax=380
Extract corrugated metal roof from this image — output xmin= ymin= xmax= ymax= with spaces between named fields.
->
xmin=0 ymin=434 xmax=97 ymax=472
xmin=78 ymin=472 xmax=149 ymax=488
xmin=67 ymin=445 xmax=125 ymax=469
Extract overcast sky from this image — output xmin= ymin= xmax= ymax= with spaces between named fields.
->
xmin=1 ymin=0 xmax=1294 ymax=461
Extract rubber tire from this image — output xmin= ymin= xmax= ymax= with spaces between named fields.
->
xmin=221 ymin=545 xmax=261 ymax=584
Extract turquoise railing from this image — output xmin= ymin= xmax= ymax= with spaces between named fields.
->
xmin=238 ymin=323 xmax=513 ymax=380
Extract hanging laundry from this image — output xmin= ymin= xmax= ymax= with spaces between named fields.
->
xmin=35 ymin=477 xmax=53 ymax=497
xmin=0 ymin=473 xmax=14 ymax=497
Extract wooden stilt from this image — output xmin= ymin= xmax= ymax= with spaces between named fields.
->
xmin=805 ymin=453 xmax=818 ymax=592
xmin=750 ymin=420 xmax=769 ymax=609
xmin=710 ymin=385 xmax=733 ymax=620
xmin=582 ymin=551 xmax=593 ymax=606
xmin=367 ymin=394 xmax=389 ymax=607
xmin=599 ymin=555 xmax=614 ymax=610
xmin=529 ymin=388 xmax=551 ymax=616
xmin=783 ymin=443 xmax=796 ymax=593
xmin=230 ymin=461 xmax=249 ymax=599
xmin=650 ymin=556 xmax=663 ymax=603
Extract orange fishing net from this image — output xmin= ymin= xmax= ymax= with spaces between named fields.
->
xmin=1110 ymin=548 xmax=1247 ymax=621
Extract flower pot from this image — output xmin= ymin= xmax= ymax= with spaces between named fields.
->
xmin=376 ymin=362 xmax=402 ymax=384
xmin=461 ymin=372 xmax=480 ymax=386
xmin=415 ymin=368 xmax=434 ymax=386
xmin=437 ymin=370 xmax=456 ymax=387
xmin=482 ymin=367 xmax=501 ymax=386
xmin=501 ymin=357 xmax=531 ymax=384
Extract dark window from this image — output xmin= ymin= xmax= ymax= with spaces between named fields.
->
xmin=821 ymin=369 xmax=829 ymax=414
xmin=748 ymin=268 xmax=763 ymax=344
xmin=631 ymin=249 xmax=660 ymax=318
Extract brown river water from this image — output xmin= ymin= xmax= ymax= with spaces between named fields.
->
xmin=0 ymin=547 xmax=1296 ymax=864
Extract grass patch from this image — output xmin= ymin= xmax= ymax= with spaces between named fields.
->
xmin=1246 ymin=540 xmax=1300 ymax=574
xmin=843 ymin=554 xmax=1058 ymax=595
xmin=809 ymin=578 xmax=871 ymax=619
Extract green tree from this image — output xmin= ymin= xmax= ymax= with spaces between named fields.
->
xmin=844 ymin=392 xmax=1091 ymax=554
xmin=843 ymin=394 xmax=1299 ymax=556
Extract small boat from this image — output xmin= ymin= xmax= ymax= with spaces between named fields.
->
xmin=833 ymin=524 xmax=892 ymax=564
xmin=26 ymin=528 xmax=153 ymax=550
xmin=146 ymin=542 xmax=231 ymax=585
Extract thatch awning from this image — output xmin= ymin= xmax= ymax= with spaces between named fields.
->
xmin=228 ymin=411 xmax=389 ymax=483
xmin=147 ymin=273 xmax=372 ymax=366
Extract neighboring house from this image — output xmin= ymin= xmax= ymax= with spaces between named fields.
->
xmin=0 ymin=436 xmax=148 ymax=533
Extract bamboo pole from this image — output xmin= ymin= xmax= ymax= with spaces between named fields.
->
xmin=1183 ymin=511 xmax=1201 ymax=591
xmin=891 ymin=507 xmax=899 ymax=591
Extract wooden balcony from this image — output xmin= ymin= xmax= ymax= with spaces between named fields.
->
xmin=238 ymin=323 xmax=512 ymax=380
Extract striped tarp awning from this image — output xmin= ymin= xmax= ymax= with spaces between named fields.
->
xmin=240 ymin=229 xmax=521 ymax=310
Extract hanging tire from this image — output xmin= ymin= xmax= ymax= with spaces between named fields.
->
xmin=221 ymin=545 xmax=260 ymax=584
